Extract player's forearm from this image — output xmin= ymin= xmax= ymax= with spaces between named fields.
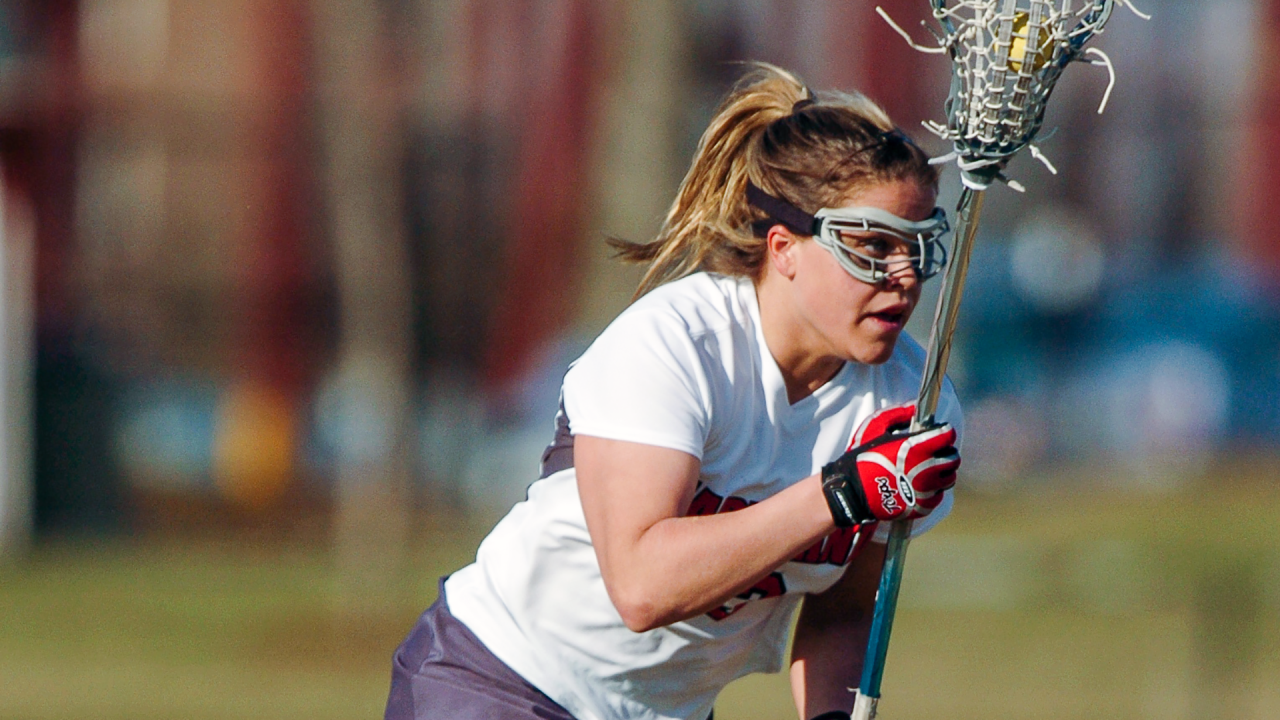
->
xmin=602 ymin=474 xmax=833 ymax=631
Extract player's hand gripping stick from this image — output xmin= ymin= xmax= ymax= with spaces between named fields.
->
xmin=821 ymin=404 xmax=960 ymax=527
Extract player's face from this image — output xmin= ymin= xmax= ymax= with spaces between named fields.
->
xmin=793 ymin=179 xmax=935 ymax=365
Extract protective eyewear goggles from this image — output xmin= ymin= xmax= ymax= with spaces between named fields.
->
xmin=746 ymin=182 xmax=950 ymax=285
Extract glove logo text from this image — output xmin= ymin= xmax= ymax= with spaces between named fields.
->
xmin=876 ymin=475 xmax=900 ymax=514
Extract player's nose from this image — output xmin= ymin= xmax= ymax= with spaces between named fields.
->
xmin=880 ymin=260 xmax=920 ymax=290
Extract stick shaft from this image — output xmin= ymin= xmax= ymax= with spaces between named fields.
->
xmin=853 ymin=188 xmax=986 ymax=719
xmin=855 ymin=519 xmax=911 ymax=710
xmin=915 ymin=187 xmax=985 ymax=427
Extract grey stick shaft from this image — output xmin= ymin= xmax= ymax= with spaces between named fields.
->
xmin=853 ymin=187 xmax=986 ymax=720
xmin=914 ymin=186 xmax=985 ymax=428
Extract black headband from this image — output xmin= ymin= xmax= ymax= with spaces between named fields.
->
xmin=745 ymin=181 xmax=818 ymax=237
xmin=877 ymin=126 xmax=916 ymax=149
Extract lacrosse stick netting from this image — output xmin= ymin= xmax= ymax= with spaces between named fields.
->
xmin=880 ymin=0 xmax=1148 ymax=190
xmin=853 ymin=3 xmax=1146 ymax=720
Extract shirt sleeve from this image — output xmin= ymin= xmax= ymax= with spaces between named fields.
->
xmin=562 ymin=307 xmax=712 ymax=460
xmin=871 ymin=374 xmax=963 ymax=542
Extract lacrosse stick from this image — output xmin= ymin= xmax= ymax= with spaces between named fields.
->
xmin=852 ymin=1 xmax=1146 ymax=718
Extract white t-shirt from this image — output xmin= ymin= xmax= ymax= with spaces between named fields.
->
xmin=445 ymin=272 xmax=962 ymax=720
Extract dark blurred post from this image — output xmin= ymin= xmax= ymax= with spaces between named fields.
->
xmin=0 ymin=0 xmax=78 ymax=554
xmin=0 ymin=169 xmax=35 ymax=556
xmin=1241 ymin=0 xmax=1280 ymax=283
xmin=311 ymin=0 xmax=414 ymax=613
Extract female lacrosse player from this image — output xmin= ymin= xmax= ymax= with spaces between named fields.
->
xmin=386 ymin=64 xmax=962 ymax=720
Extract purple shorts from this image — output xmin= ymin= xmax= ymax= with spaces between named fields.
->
xmin=384 ymin=578 xmax=577 ymax=720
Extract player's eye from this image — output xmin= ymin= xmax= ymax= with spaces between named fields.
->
xmin=840 ymin=233 xmax=901 ymax=261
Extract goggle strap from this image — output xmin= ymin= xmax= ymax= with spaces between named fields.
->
xmin=745 ymin=181 xmax=820 ymax=237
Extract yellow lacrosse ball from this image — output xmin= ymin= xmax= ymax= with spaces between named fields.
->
xmin=1007 ymin=12 xmax=1052 ymax=73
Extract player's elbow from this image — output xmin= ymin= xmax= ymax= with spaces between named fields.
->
xmin=619 ymin=609 xmax=663 ymax=634
xmin=607 ymin=581 xmax=676 ymax=633
xmin=612 ymin=591 xmax=665 ymax=633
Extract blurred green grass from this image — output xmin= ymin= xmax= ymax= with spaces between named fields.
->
xmin=0 ymin=517 xmax=489 ymax=720
xmin=2 ymin=479 xmax=1278 ymax=720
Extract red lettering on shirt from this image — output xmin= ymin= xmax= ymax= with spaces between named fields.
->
xmin=686 ymin=486 xmax=875 ymax=621
xmin=707 ymin=572 xmax=787 ymax=620
xmin=686 ymin=487 xmax=725 ymax=516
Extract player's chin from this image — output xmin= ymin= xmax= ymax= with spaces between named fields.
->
xmin=849 ymin=334 xmax=901 ymax=365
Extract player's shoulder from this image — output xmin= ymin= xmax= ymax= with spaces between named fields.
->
xmin=616 ymin=272 xmax=750 ymax=340
xmin=570 ymin=272 xmax=751 ymax=379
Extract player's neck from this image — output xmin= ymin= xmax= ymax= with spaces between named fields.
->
xmin=755 ymin=276 xmax=845 ymax=405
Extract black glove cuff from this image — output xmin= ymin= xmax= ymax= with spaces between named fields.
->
xmin=820 ymin=464 xmax=872 ymax=528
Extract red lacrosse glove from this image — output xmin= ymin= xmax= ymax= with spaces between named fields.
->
xmin=821 ymin=404 xmax=960 ymax=527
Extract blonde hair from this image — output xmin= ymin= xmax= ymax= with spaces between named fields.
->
xmin=613 ymin=63 xmax=939 ymax=298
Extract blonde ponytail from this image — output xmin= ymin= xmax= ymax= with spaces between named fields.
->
xmin=613 ymin=63 xmax=937 ymax=299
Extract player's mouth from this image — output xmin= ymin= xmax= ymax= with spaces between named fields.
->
xmin=865 ymin=305 xmax=910 ymax=331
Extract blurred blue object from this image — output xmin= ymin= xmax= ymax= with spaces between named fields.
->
xmin=115 ymin=377 xmax=218 ymax=489
xmin=1098 ymin=256 xmax=1280 ymax=442
xmin=955 ymin=235 xmax=1280 ymax=480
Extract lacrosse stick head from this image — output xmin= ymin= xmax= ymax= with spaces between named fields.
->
xmin=927 ymin=0 xmax=1116 ymax=189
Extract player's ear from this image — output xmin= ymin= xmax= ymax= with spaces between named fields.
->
xmin=765 ymin=225 xmax=801 ymax=280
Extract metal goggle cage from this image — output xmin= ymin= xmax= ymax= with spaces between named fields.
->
xmin=813 ymin=206 xmax=951 ymax=285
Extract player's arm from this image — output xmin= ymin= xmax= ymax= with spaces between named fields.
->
xmin=577 ymin=404 xmax=956 ymax=634
xmin=575 ymin=435 xmax=834 ymax=633
xmin=789 ymin=540 xmax=885 ymax=720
